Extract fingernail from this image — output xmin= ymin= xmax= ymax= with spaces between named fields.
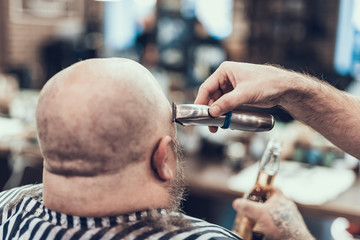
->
xmin=210 ymin=105 xmax=221 ymax=117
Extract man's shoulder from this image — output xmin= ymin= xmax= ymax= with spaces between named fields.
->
xmin=177 ymin=214 xmax=243 ymax=240
xmin=0 ymin=184 xmax=43 ymax=210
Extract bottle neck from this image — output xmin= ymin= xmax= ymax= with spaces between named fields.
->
xmin=255 ymin=170 xmax=276 ymax=190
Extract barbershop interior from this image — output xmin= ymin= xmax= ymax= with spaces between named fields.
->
xmin=0 ymin=0 xmax=359 ymax=239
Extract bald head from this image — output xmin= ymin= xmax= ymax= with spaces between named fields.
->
xmin=37 ymin=58 xmax=174 ymax=176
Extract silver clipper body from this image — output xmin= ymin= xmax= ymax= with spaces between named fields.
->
xmin=173 ymin=103 xmax=275 ymax=132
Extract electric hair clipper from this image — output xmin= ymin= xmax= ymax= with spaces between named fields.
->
xmin=172 ymin=103 xmax=275 ymax=132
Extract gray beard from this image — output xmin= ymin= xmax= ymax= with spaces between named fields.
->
xmin=168 ymin=155 xmax=186 ymax=212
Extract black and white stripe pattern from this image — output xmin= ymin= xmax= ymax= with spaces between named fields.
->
xmin=0 ymin=184 xmax=242 ymax=239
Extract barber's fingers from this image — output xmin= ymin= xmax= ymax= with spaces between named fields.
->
xmin=207 ymin=98 xmax=219 ymax=133
xmin=209 ymin=90 xmax=246 ymax=117
xmin=195 ymin=62 xmax=235 ymax=106
xmin=208 ymin=126 xmax=218 ymax=133
xmin=195 ymin=80 xmax=220 ymax=106
xmin=233 ymin=199 xmax=265 ymax=222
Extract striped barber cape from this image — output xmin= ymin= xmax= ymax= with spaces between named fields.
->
xmin=0 ymin=184 xmax=242 ymax=240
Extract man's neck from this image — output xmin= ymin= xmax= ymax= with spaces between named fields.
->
xmin=42 ymin=163 xmax=171 ymax=217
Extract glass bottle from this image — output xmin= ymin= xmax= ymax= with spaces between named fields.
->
xmin=233 ymin=138 xmax=282 ymax=240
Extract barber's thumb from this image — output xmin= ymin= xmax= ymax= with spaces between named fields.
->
xmin=209 ymin=92 xmax=240 ymax=117
xmin=233 ymin=199 xmax=263 ymax=221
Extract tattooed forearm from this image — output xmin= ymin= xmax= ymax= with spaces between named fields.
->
xmin=269 ymin=199 xmax=315 ymax=240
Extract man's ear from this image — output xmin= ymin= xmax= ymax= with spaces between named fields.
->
xmin=151 ymin=136 xmax=174 ymax=181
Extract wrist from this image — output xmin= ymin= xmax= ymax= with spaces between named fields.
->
xmin=279 ymin=71 xmax=307 ymax=108
xmin=279 ymin=71 xmax=322 ymax=113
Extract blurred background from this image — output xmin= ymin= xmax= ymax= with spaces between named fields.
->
xmin=0 ymin=0 xmax=360 ymax=239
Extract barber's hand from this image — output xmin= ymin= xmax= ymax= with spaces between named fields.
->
xmin=194 ymin=61 xmax=295 ymax=132
xmin=232 ymin=189 xmax=315 ymax=240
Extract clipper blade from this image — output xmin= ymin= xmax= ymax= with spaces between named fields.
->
xmin=172 ymin=102 xmax=177 ymax=122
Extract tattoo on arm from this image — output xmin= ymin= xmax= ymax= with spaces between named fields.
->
xmin=269 ymin=199 xmax=315 ymax=240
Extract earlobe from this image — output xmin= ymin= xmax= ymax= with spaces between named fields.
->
xmin=151 ymin=136 xmax=174 ymax=181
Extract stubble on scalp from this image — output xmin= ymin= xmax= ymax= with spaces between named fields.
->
xmin=37 ymin=58 xmax=169 ymax=177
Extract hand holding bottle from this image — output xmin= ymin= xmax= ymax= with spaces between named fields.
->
xmin=233 ymin=189 xmax=315 ymax=240
xmin=232 ymin=138 xmax=282 ymax=240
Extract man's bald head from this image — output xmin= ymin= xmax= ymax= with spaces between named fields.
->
xmin=37 ymin=58 xmax=174 ymax=176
